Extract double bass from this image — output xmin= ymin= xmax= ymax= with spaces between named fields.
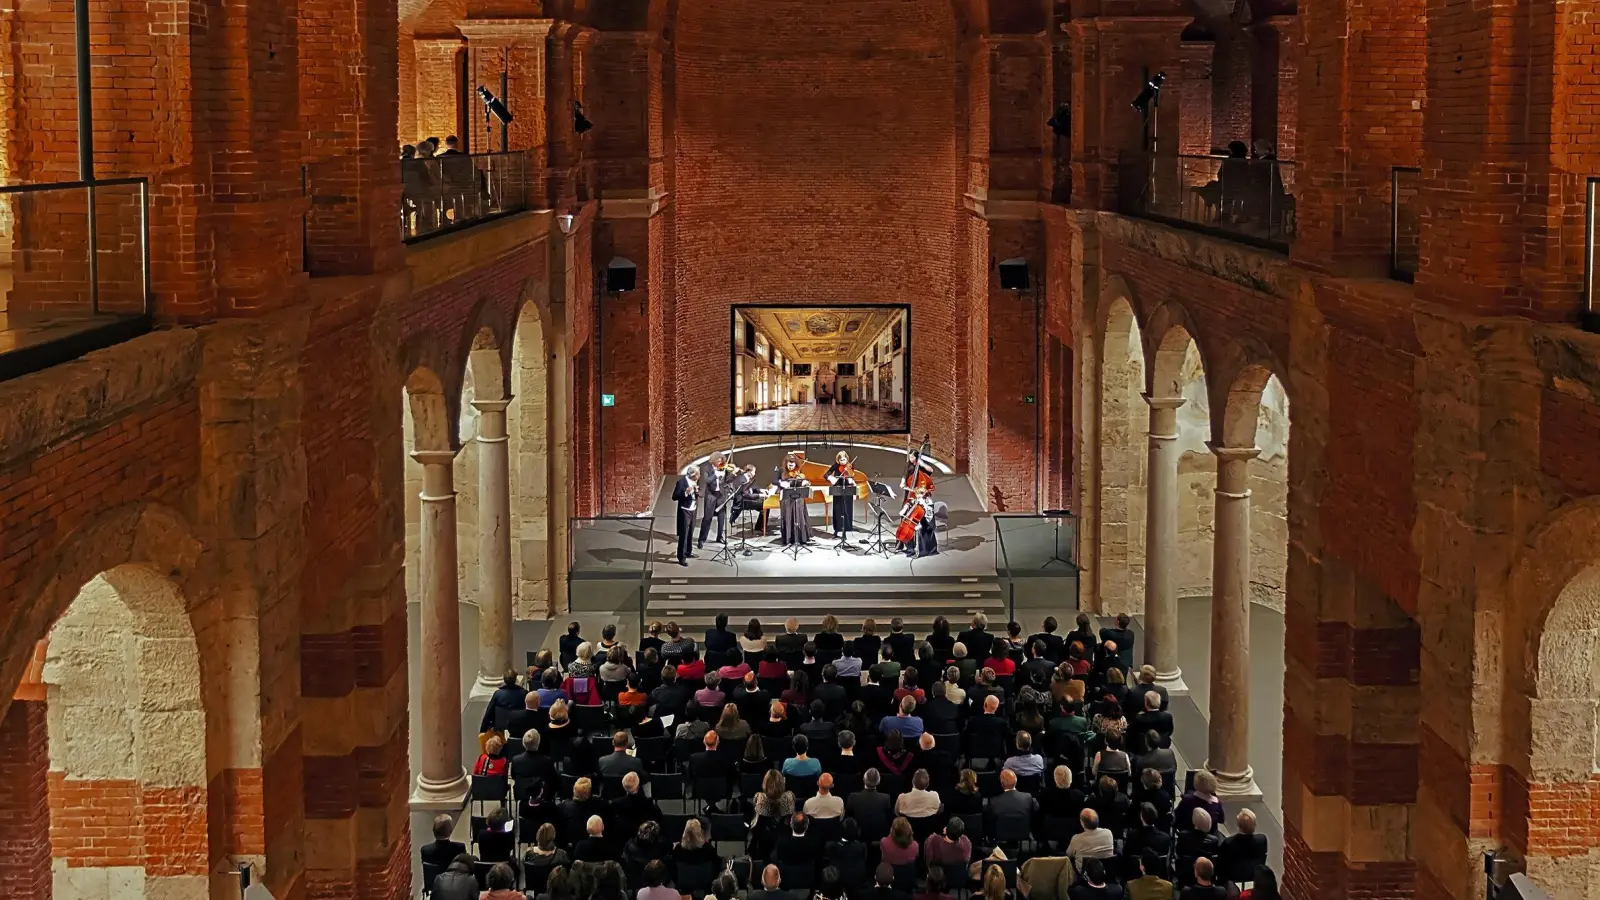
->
xmin=895 ymin=435 xmax=935 ymax=544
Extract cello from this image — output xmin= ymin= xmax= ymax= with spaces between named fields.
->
xmin=895 ymin=435 xmax=935 ymax=544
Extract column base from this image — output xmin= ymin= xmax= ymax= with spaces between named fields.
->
xmin=1208 ymin=764 xmax=1261 ymax=801
xmin=410 ymin=770 xmax=470 ymax=811
xmin=1155 ymin=668 xmax=1189 ymax=697
xmin=469 ymin=674 xmax=502 ymax=701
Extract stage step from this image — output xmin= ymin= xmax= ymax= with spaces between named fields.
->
xmin=640 ymin=572 xmax=1009 ymax=633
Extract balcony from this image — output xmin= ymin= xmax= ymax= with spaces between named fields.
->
xmin=397 ymin=151 xmax=532 ymax=242
xmin=1118 ymin=152 xmax=1297 ymax=253
xmin=1390 ymin=166 xmax=1421 ymax=282
xmin=0 ymin=178 xmax=152 ymax=383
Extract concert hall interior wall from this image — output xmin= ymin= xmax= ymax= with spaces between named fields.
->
xmin=670 ymin=0 xmax=965 ymax=465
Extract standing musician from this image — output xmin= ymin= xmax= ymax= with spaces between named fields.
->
xmin=897 ymin=446 xmax=939 ymax=557
xmin=670 ymin=466 xmax=701 ymax=566
xmin=771 ymin=453 xmax=815 ymax=547
xmin=824 ymin=450 xmax=858 ymax=539
xmin=697 ymin=452 xmax=735 ymax=549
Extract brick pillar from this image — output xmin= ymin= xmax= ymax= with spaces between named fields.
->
xmin=0 ymin=700 xmax=49 ymax=899
xmin=1179 ymin=40 xmax=1215 ymax=156
xmin=1252 ymin=16 xmax=1299 ymax=161
xmin=412 ymin=38 xmax=466 ymax=148
xmin=1414 ymin=0 xmax=1599 ymax=322
xmin=1291 ymin=0 xmax=1423 ymax=276
xmin=299 ymin=0 xmax=404 ymax=277
xmin=1067 ymin=15 xmax=1191 ymax=210
xmin=1210 ymin=26 xmax=1253 ymax=151
xmin=596 ymin=218 xmax=654 ymax=515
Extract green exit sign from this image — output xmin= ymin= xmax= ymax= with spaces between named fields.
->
xmin=601 ymin=394 xmax=616 ymax=408
xmin=1023 ymin=395 xmax=1036 ymax=404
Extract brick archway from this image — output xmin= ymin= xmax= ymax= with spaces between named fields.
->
xmin=41 ymin=565 xmax=209 ymax=900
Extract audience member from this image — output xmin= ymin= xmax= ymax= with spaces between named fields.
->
xmin=747 ymin=864 xmax=790 ymax=900
xmin=573 ymin=815 xmax=611 ymax=862
xmin=742 ymin=618 xmax=768 ymax=653
xmin=896 ymin=768 xmax=942 ymax=818
xmin=597 ymin=731 xmax=645 ymax=779
xmin=1066 ymin=808 xmax=1114 ymax=866
xmin=1003 ymin=731 xmax=1045 ymax=777
xmin=805 ymin=772 xmax=846 ymax=818
xmin=924 ymin=816 xmax=971 ymax=869
xmin=783 ymin=734 xmax=823 ymax=777
xmin=479 ymin=670 xmax=528 ymax=732
xmin=430 ymin=853 xmax=478 ymax=900
xmin=474 ymin=805 xmax=516 ymax=863
xmin=880 ymin=815 xmax=921 ymax=866
xmin=881 ymin=693 xmax=926 ymax=739
xmin=662 ymin=621 xmax=696 ymax=658
xmin=706 ymin=612 xmax=738 ymax=654
xmin=1179 ymin=858 xmax=1226 ymax=900
xmin=847 ymin=768 xmax=895 ymax=839
xmin=958 ymin=613 xmax=995 ymax=661
xmin=1070 ymin=859 xmax=1124 ymax=900
xmin=1238 ymin=866 xmax=1279 ymax=900
xmin=418 ymin=813 xmax=465 ymax=869
xmin=1219 ymin=809 xmax=1269 ymax=883
xmin=776 ymin=617 xmax=809 ymax=655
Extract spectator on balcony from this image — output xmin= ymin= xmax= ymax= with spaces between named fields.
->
xmin=441 ymin=135 xmax=463 ymax=155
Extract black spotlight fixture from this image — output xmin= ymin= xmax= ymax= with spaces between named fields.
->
xmin=1131 ymin=71 xmax=1166 ymax=114
xmin=477 ymin=86 xmax=512 ymax=124
xmin=573 ymin=101 xmax=593 ymax=134
xmin=1047 ymin=103 xmax=1071 ymax=137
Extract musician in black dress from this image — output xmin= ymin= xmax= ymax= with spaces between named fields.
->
xmin=824 ymin=451 xmax=857 ymax=539
xmin=771 ymin=453 xmax=815 ymax=547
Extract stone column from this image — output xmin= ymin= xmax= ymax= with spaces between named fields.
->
xmin=548 ymin=308 xmax=572 ymax=616
xmin=1143 ymin=396 xmax=1187 ymax=693
xmin=411 ymin=450 xmax=469 ymax=807
xmin=1206 ymin=444 xmax=1261 ymax=797
xmin=473 ymin=399 xmax=514 ymax=696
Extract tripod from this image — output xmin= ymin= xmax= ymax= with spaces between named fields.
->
xmin=710 ymin=493 xmax=756 ymax=563
xmin=863 ymin=497 xmax=899 ymax=558
xmin=829 ymin=490 xmax=859 ymax=555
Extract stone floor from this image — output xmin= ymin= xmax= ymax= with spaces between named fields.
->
xmin=734 ymin=401 xmax=905 ymax=432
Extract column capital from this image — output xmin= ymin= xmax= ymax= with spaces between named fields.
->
xmin=456 ymin=18 xmax=557 ymax=46
xmin=470 ymin=398 xmax=513 ymax=413
xmin=1207 ymin=444 xmax=1262 ymax=462
xmin=1143 ymin=394 xmax=1186 ymax=410
xmin=410 ymin=449 xmax=458 ymax=467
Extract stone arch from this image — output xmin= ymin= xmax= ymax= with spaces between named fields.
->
xmin=1507 ymin=498 xmax=1600 ymax=896
xmin=405 ymin=366 xmax=453 ymax=454
xmin=1094 ymin=292 xmax=1150 ymax=615
xmin=509 ymin=293 xmax=554 ymax=619
xmin=1144 ymin=301 xmax=1211 ymax=401
xmin=41 ymin=564 xmax=210 ymax=899
xmin=1212 ymin=339 xmax=1291 ymax=449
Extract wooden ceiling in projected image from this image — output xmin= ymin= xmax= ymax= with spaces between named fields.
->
xmin=748 ymin=307 xmax=901 ymax=363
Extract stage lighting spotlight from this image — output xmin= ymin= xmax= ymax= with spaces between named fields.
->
xmin=573 ymin=102 xmax=593 ymax=134
xmin=1047 ymin=104 xmax=1071 ymax=137
xmin=1130 ymin=71 xmax=1166 ymax=114
xmin=477 ymin=86 xmax=513 ymax=125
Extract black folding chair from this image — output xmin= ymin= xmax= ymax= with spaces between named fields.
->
xmin=421 ymin=861 xmax=444 ymax=896
xmin=810 ymin=816 xmax=842 ymax=844
xmin=470 ymin=773 xmax=509 ymax=814
xmin=572 ymin=703 xmax=609 ymax=736
xmin=710 ymin=811 xmax=750 ymax=847
xmin=678 ymin=860 xmax=719 ymax=896
xmin=907 ymin=813 xmax=945 ymax=843
xmin=651 ymin=771 xmax=686 ymax=802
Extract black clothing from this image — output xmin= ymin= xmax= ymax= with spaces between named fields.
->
xmin=1131 ymin=709 xmax=1175 ymax=742
xmin=921 ymin=696 xmax=962 ymax=734
xmin=479 ymin=683 xmax=529 ymax=732
xmin=474 ymin=819 xmax=516 ymax=862
xmin=1069 ymin=882 xmax=1124 ymax=900
xmin=825 ymin=462 xmax=857 ymax=535
xmin=813 ymin=681 xmax=849 ymax=719
xmin=775 ymin=631 xmax=810 ymax=656
xmin=1122 ymin=825 xmax=1172 ymax=867
xmin=572 ymin=835 xmax=614 ymax=863
xmin=824 ymin=840 xmax=871 ymax=886
xmin=504 ymin=707 xmax=544 ymax=742
xmin=885 ymin=632 xmax=916 ymax=666
xmin=1099 ymin=626 xmax=1137 ymax=672
xmin=431 ymin=859 xmax=479 ymax=900
xmin=705 ymin=627 xmax=738 ymax=654
xmin=855 ymin=633 xmax=883 ymax=664
xmin=1029 ymin=632 xmax=1066 ymax=663
xmin=773 ymin=469 xmax=815 ymax=546
xmin=1021 ymin=657 xmax=1057 ymax=687
xmin=672 ymin=475 xmax=699 ymax=563
xmin=650 ymin=682 xmax=692 ymax=720
xmin=1217 ymin=832 xmax=1269 ymax=883
xmin=698 ymin=461 xmax=731 ymax=545
xmin=845 ymin=790 xmax=894 ymax=841
xmin=419 ymin=838 xmax=467 ymax=870
xmin=560 ymin=632 xmax=584 ymax=663
xmin=815 ymin=631 xmax=846 ymax=657
xmin=956 ymin=628 xmax=994 ymax=662
xmin=1179 ymin=886 xmax=1228 ymax=900
xmin=597 ymin=750 xmax=646 ymax=780
xmin=928 ymin=632 xmax=956 ymax=658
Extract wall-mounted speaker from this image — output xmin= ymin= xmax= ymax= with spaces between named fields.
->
xmin=606 ymin=260 xmax=637 ymax=293
xmin=998 ymin=259 xmax=1031 ymax=291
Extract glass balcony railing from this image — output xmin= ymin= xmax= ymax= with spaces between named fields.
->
xmin=569 ymin=515 xmax=655 ymax=632
xmin=1584 ymin=177 xmax=1598 ymax=333
xmin=994 ymin=512 xmax=1081 ymax=624
xmin=1118 ymin=152 xmax=1297 ymax=251
xmin=0 ymin=177 xmax=152 ymax=382
xmin=1391 ymin=166 xmax=1422 ymax=282
xmin=398 ymin=151 xmax=532 ymax=242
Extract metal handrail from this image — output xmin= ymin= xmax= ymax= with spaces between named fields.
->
xmin=0 ymin=175 xmax=150 ymax=195
xmin=565 ymin=514 xmax=655 ymax=625
xmin=1583 ymin=177 xmax=1598 ymax=333
xmin=1390 ymin=166 xmax=1422 ymax=283
xmin=994 ymin=517 xmax=1015 ymax=624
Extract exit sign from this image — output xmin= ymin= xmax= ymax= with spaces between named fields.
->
xmin=1023 ymin=395 xmax=1036 ymax=404
xmin=601 ymin=394 xmax=616 ymax=407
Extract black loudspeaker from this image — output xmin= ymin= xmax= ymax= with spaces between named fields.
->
xmin=998 ymin=260 xmax=1030 ymax=291
xmin=606 ymin=264 xmax=636 ymax=293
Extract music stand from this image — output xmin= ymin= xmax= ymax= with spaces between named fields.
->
xmin=710 ymin=480 xmax=757 ymax=563
xmin=863 ymin=481 xmax=899 ymax=557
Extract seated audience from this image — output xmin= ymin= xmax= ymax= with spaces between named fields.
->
xmin=1002 ymin=730 xmax=1045 ymax=777
xmin=1180 ymin=858 xmax=1227 ymax=900
xmin=474 ymin=805 xmax=516 ymax=863
xmin=923 ymin=816 xmax=971 ymax=869
xmin=805 ymin=772 xmax=846 ymax=818
xmin=474 ymin=733 xmax=510 ymax=778
xmin=1065 ymin=808 xmax=1114 ymax=867
xmin=1069 ymin=859 xmax=1124 ymax=900
xmin=572 ymin=815 xmax=611 ymax=862
xmin=880 ymin=816 xmax=921 ymax=866
xmin=896 ymin=768 xmax=942 ymax=818
xmin=431 ymin=853 xmax=478 ymax=900
xmin=419 ymin=813 xmax=466 ymax=869
xmin=783 ymin=733 xmax=823 ymax=778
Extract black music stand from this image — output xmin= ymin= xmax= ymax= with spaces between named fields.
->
xmin=710 ymin=484 xmax=757 ymax=563
xmin=862 ymin=481 xmax=899 ymax=557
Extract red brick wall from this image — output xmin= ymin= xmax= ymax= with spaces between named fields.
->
xmin=0 ymin=701 xmax=49 ymax=899
xmin=671 ymin=0 xmax=962 ymax=461
xmin=1210 ymin=28 xmax=1252 ymax=151
xmin=597 ymin=219 xmax=656 ymax=513
xmin=0 ymin=394 xmax=201 ymax=666
xmin=986 ymin=220 xmax=1043 ymax=512
xmin=1540 ymin=390 xmax=1600 ymax=499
